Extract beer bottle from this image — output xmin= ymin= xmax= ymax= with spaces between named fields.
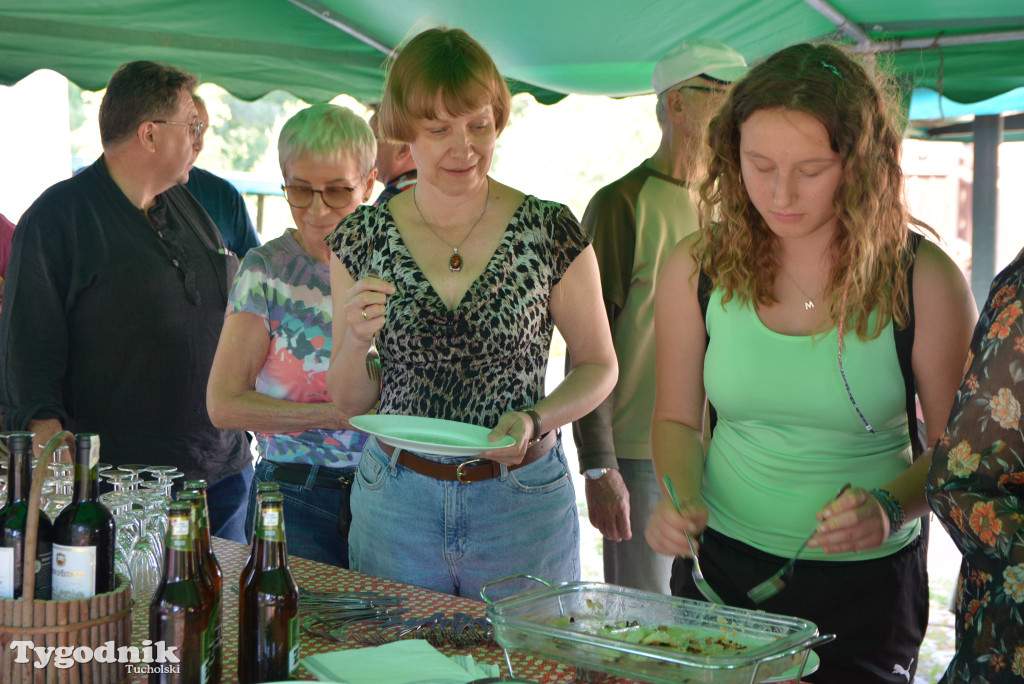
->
xmin=183 ymin=481 xmax=222 ymax=593
xmin=0 ymin=432 xmax=53 ymax=599
xmin=238 ymin=493 xmax=299 ymax=682
xmin=179 ymin=490 xmax=221 ymax=684
xmin=149 ymin=500 xmax=213 ymax=684
xmin=51 ymin=433 xmax=115 ymax=599
xmin=240 ymin=481 xmax=279 ymax=590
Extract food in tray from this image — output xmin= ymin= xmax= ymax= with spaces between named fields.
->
xmin=599 ymin=621 xmax=748 ymax=655
xmin=551 ymin=617 xmax=749 ymax=656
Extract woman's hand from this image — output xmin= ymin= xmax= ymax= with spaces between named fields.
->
xmin=808 ymin=486 xmax=889 ymax=553
xmin=344 ymin=272 xmax=394 ymax=341
xmin=479 ymin=410 xmax=534 ymax=466
xmin=645 ymin=496 xmax=709 ymax=558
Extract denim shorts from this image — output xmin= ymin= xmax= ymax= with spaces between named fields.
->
xmin=245 ymin=459 xmax=356 ymax=569
xmin=349 ymin=436 xmax=580 ymax=600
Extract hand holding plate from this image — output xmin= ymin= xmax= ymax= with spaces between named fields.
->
xmin=479 ymin=410 xmax=532 ymax=466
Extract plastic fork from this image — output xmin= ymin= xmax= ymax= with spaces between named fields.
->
xmin=662 ymin=475 xmax=725 ymax=605
xmin=747 ymin=483 xmax=852 ymax=604
xmin=364 ymin=270 xmax=382 ymax=381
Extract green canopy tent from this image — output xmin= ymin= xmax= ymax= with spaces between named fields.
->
xmin=1 ymin=0 xmax=1022 ymax=105
xmin=1 ymin=0 xmax=1022 ymax=291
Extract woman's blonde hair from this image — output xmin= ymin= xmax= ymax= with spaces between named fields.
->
xmin=278 ymin=103 xmax=376 ymax=178
xmin=377 ymin=27 xmax=511 ymax=143
xmin=696 ymin=42 xmax=926 ymax=340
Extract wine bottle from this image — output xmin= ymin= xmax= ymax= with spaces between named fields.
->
xmin=238 ymin=493 xmax=299 ymax=683
xmin=0 ymin=432 xmax=53 ymax=599
xmin=149 ymin=501 xmax=214 ymax=684
xmin=179 ymin=487 xmax=221 ymax=684
xmin=51 ymin=433 xmax=115 ymax=599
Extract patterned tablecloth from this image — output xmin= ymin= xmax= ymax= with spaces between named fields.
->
xmin=128 ymin=537 xmax=578 ymax=683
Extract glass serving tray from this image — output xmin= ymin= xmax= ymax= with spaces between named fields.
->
xmin=482 ymin=578 xmax=831 ymax=684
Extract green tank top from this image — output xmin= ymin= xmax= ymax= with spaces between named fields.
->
xmin=702 ymin=291 xmax=921 ymax=560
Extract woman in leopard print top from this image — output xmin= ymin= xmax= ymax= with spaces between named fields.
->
xmin=325 ymin=27 xmax=617 ymax=598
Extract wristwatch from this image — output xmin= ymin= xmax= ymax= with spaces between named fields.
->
xmin=584 ymin=468 xmax=612 ymax=480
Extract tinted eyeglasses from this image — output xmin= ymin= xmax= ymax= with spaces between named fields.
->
xmin=281 ymin=185 xmax=358 ymax=210
xmin=152 ymin=119 xmax=205 ymax=140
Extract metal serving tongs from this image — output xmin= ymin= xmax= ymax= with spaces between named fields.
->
xmin=662 ymin=475 xmax=725 ymax=605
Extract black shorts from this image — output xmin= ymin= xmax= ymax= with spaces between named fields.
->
xmin=670 ymin=527 xmax=928 ymax=684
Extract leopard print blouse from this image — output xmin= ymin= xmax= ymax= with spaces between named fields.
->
xmin=325 ymin=195 xmax=589 ymax=429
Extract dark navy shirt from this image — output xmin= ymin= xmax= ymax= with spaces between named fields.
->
xmin=184 ymin=166 xmax=260 ymax=258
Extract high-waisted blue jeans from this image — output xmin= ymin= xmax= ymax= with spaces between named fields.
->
xmin=349 ymin=436 xmax=580 ymax=600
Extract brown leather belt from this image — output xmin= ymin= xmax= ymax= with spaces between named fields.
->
xmin=379 ymin=429 xmax=557 ymax=484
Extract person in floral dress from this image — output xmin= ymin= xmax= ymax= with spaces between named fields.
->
xmin=928 ymin=253 xmax=1024 ymax=682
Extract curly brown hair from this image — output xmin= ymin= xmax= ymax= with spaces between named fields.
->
xmin=695 ymin=42 xmax=927 ymax=340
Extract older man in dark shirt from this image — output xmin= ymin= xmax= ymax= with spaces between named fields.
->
xmin=0 ymin=61 xmax=252 ymax=541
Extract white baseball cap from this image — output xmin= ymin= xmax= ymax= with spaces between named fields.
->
xmin=652 ymin=38 xmax=749 ymax=95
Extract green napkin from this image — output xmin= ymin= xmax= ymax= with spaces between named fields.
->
xmin=301 ymin=639 xmax=498 ymax=683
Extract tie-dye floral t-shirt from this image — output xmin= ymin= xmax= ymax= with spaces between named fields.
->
xmin=226 ymin=230 xmax=365 ymax=467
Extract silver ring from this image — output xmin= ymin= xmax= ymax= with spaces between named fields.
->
xmin=361 ymin=308 xmax=368 ymax=320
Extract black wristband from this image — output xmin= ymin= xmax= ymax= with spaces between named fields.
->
xmin=523 ymin=409 xmax=543 ymax=445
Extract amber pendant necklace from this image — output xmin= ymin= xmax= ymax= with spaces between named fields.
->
xmin=413 ymin=180 xmax=490 ymax=273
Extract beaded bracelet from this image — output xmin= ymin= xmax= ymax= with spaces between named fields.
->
xmin=870 ymin=488 xmax=906 ymax=538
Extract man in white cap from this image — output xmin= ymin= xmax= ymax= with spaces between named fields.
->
xmin=572 ymin=38 xmax=747 ymax=593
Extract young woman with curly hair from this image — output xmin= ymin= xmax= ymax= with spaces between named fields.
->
xmin=645 ymin=42 xmax=977 ymax=682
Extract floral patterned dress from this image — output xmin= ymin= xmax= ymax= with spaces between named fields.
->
xmin=927 ymin=250 xmax=1024 ymax=682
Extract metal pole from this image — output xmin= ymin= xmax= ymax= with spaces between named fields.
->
xmin=256 ymin=194 xmax=266 ymax=237
xmin=285 ymin=0 xmax=393 ymax=56
xmin=801 ymin=0 xmax=1024 ymax=54
xmin=849 ymin=30 xmax=1024 ymax=54
xmin=971 ymin=114 xmax=1003 ymax=310
xmin=801 ymin=0 xmax=872 ymax=46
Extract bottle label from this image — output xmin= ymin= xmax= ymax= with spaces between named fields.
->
xmin=167 ymin=518 xmax=191 ymax=552
xmin=82 ymin=434 xmax=100 ymax=469
xmin=34 ymin=548 xmax=52 ymax=600
xmin=0 ymin=547 xmax=13 ymax=599
xmin=288 ymin=615 xmax=299 ymax=675
xmin=208 ymin=597 xmax=222 ymax=666
xmin=51 ymin=543 xmax=97 ymax=600
xmin=258 ymin=509 xmax=285 ymax=542
xmin=199 ymin=625 xmax=209 ymax=684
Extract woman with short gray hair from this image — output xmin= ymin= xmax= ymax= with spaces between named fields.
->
xmin=207 ymin=103 xmax=376 ymax=567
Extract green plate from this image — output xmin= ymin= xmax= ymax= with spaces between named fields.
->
xmin=351 ymin=414 xmax=515 ymax=456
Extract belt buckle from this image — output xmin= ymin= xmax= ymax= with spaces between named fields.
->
xmin=455 ymin=458 xmax=487 ymax=484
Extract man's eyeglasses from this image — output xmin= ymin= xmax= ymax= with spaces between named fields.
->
xmin=281 ymin=185 xmax=357 ymax=210
xmin=152 ymin=120 xmax=205 ymax=140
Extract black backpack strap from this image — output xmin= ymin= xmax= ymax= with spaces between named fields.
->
xmin=698 ymin=267 xmax=713 ymax=325
xmin=697 ymin=267 xmax=718 ymax=432
xmin=895 ymin=233 xmax=925 ymax=459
